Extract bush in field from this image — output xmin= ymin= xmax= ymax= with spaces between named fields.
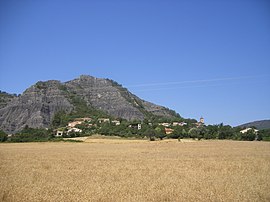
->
xmin=10 ymin=126 xmax=49 ymax=142
xmin=188 ymin=128 xmax=200 ymax=139
xmin=217 ymin=125 xmax=234 ymax=139
xmin=258 ymin=129 xmax=270 ymax=141
xmin=66 ymin=131 xmax=81 ymax=138
xmin=0 ymin=130 xmax=7 ymax=142
xmin=154 ymin=126 xmax=166 ymax=140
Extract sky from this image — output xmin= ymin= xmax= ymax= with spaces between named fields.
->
xmin=0 ymin=0 xmax=269 ymax=126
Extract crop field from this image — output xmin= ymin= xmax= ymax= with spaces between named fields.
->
xmin=0 ymin=139 xmax=270 ymax=202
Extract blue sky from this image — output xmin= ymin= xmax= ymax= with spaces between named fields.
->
xmin=0 ymin=0 xmax=269 ymax=126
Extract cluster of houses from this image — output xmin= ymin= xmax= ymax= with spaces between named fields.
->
xmin=159 ymin=117 xmax=204 ymax=134
xmin=55 ymin=116 xmax=205 ymax=137
xmin=158 ymin=122 xmax=187 ymax=134
xmin=56 ymin=118 xmax=90 ymax=137
xmin=55 ymin=117 xmax=120 ymax=137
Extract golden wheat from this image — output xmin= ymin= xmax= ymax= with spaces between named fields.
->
xmin=0 ymin=140 xmax=270 ymax=202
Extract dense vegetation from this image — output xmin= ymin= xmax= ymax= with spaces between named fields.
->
xmin=88 ymin=122 xmax=268 ymax=141
xmin=1 ymin=115 xmax=270 ymax=142
xmin=9 ymin=126 xmax=51 ymax=142
xmin=0 ymin=130 xmax=8 ymax=142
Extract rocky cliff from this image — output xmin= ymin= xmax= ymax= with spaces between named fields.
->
xmin=0 ymin=91 xmax=17 ymax=109
xmin=0 ymin=75 xmax=180 ymax=133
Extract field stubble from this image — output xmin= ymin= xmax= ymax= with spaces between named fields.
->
xmin=0 ymin=140 xmax=270 ymax=201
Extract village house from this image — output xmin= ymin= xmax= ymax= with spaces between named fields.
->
xmin=129 ymin=123 xmax=142 ymax=130
xmin=172 ymin=122 xmax=187 ymax=127
xmin=98 ymin=118 xmax=110 ymax=123
xmin=68 ymin=117 xmax=92 ymax=128
xmin=240 ymin=128 xmax=259 ymax=134
xmin=67 ymin=127 xmax=82 ymax=133
xmin=55 ymin=128 xmax=66 ymax=137
xmin=111 ymin=120 xmax=120 ymax=125
xmin=68 ymin=121 xmax=83 ymax=128
xmin=158 ymin=123 xmax=171 ymax=127
xmin=56 ymin=130 xmax=64 ymax=137
xmin=75 ymin=117 xmax=92 ymax=122
xmin=165 ymin=128 xmax=174 ymax=135
xmin=55 ymin=127 xmax=82 ymax=137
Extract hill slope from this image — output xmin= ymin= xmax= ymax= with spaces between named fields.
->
xmin=0 ymin=75 xmax=180 ymax=133
xmin=238 ymin=120 xmax=270 ymax=130
xmin=0 ymin=91 xmax=17 ymax=109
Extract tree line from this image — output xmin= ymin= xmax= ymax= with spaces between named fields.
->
xmin=1 ymin=119 xmax=270 ymax=142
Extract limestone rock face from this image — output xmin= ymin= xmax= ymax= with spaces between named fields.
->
xmin=0 ymin=81 xmax=73 ymax=133
xmin=0 ymin=91 xmax=16 ymax=109
xmin=65 ymin=75 xmax=145 ymax=121
xmin=0 ymin=75 xmax=179 ymax=133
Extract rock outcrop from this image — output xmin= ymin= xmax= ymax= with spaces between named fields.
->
xmin=0 ymin=75 xmax=180 ymax=133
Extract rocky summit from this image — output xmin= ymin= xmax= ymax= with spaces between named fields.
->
xmin=0 ymin=75 xmax=180 ymax=133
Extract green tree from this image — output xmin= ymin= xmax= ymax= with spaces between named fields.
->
xmin=11 ymin=127 xmax=49 ymax=142
xmin=218 ymin=125 xmax=233 ymax=139
xmin=169 ymin=126 xmax=182 ymax=139
xmin=99 ymin=123 xmax=112 ymax=135
xmin=188 ymin=128 xmax=200 ymax=139
xmin=258 ymin=129 xmax=270 ymax=141
xmin=0 ymin=130 xmax=7 ymax=142
xmin=52 ymin=111 xmax=69 ymax=128
xmin=240 ymin=129 xmax=256 ymax=141
xmin=181 ymin=129 xmax=188 ymax=138
xmin=205 ymin=125 xmax=219 ymax=139
xmin=143 ymin=128 xmax=156 ymax=140
xmin=197 ymin=127 xmax=207 ymax=140
xmin=154 ymin=126 xmax=166 ymax=140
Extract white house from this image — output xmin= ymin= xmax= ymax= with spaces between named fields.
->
xmin=55 ymin=129 xmax=65 ymax=137
xmin=158 ymin=123 xmax=171 ymax=127
xmin=129 ymin=123 xmax=142 ymax=130
xmin=68 ymin=117 xmax=92 ymax=128
xmin=68 ymin=121 xmax=83 ymax=128
xmin=172 ymin=122 xmax=187 ymax=127
xmin=98 ymin=118 xmax=110 ymax=123
xmin=240 ymin=128 xmax=259 ymax=134
xmin=112 ymin=120 xmax=120 ymax=125
xmin=67 ymin=127 xmax=82 ymax=133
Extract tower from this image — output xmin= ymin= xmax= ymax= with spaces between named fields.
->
xmin=200 ymin=117 xmax=204 ymax=124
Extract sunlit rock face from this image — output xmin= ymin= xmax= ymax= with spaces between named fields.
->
xmin=0 ymin=75 xmax=179 ymax=133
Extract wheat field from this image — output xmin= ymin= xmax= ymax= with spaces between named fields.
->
xmin=0 ymin=140 xmax=270 ymax=202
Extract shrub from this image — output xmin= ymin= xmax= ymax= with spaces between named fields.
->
xmin=10 ymin=127 xmax=50 ymax=142
xmin=0 ymin=130 xmax=7 ymax=142
xmin=240 ymin=129 xmax=256 ymax=141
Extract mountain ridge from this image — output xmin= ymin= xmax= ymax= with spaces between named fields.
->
xmin=238 ymin=120 xmax=270 ymax=130
xmin=0 ymin=75 xmax=180 ymax=133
